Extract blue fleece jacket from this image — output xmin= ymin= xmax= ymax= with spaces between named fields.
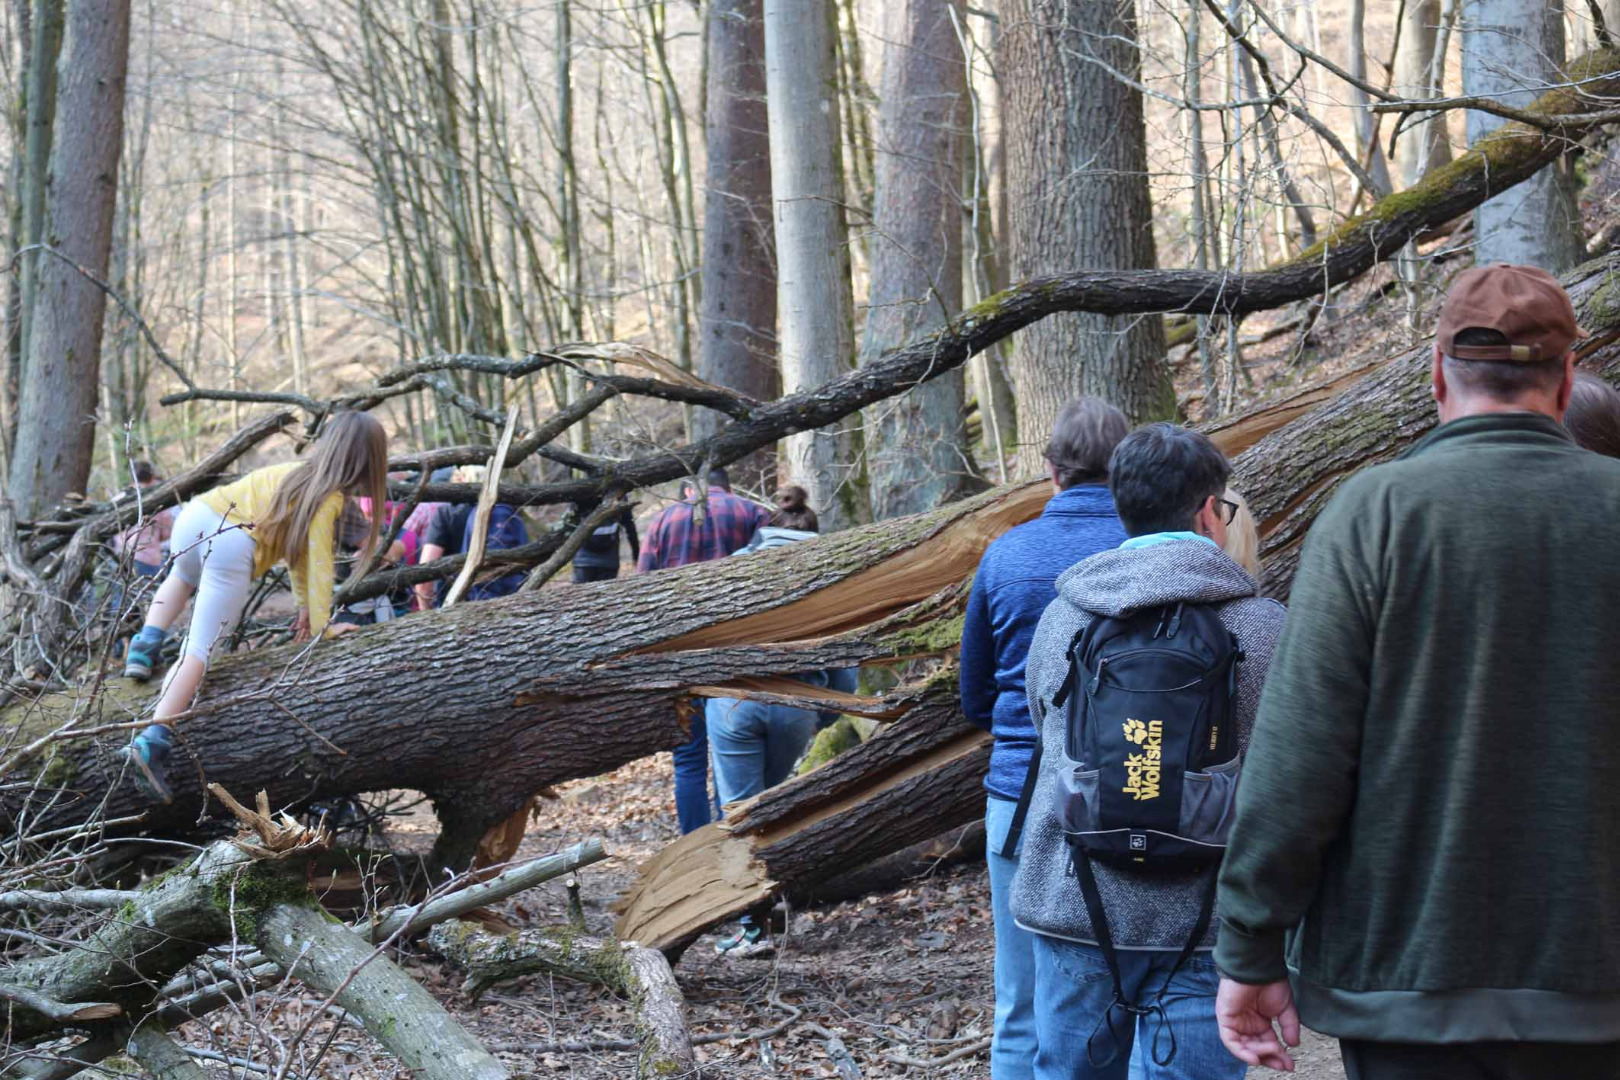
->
xmin=959 ymin=484 xmax=1127 ymax=801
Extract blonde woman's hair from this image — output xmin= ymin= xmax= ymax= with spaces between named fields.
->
xmin=256 ymin=412 xmax=389 ymax=579
xmin=1221 ymin=487 xmax=1261 ymax=578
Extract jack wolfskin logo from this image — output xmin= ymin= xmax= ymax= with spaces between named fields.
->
xmin=1122 ymin=719 xmax=1163 ymax=801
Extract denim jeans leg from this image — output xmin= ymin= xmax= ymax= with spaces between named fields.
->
xmin=1126 ymin=956 xmax=1245 ymax=1080
xmin=1031 ymin=935 xmax=1131 ymax=1080
xmin=984 ymin=797 xmax=1038 ymax=1080
xmin=761 ymin=707 xmax=816 ymax=789
xmin=672 ymin=711 xmax=711 ymax=834
xmin=708 ymin=698 xmax=767 ymax=806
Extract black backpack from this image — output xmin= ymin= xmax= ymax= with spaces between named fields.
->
xmin=1003 ymin=601 xmax=1242 ymax=1066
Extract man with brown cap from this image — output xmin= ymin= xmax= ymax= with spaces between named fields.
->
xmin=1213 ymin=263 xmax=1620 ymax=1079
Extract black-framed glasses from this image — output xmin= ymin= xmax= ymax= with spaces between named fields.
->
xmin=1214 ymin=497 xmax=1240 ymax=525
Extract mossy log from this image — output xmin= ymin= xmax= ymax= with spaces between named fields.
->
xmin=0 ymin=835 xmax=513 ymax=1080
xmin=424 ymin=921 xmax=699 ymax=1078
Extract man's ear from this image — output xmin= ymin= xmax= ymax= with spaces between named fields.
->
xmin=1192 ymin=495 xmax=1218 ymax=540
xmin=1555 ymin=352 xmax=1577 ymax=418
xmin=1431 ymin=345 xmax=1448 ymax=406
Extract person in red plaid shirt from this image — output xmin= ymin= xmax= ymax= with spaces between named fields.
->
xmin=637 ymin=467 xmax=769 ymax=832
xmin=636 ymin=467 xmax=769 ymax=574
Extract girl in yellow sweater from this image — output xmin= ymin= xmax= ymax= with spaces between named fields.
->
xmin=121 ymin=411 xmax=389 ymax=802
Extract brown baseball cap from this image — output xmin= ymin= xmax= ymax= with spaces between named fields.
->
xmin=1436 ymin=263 xmax=1584 ymax=362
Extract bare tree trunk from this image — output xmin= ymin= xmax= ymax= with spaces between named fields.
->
xmin=1348 ymin=0 xmax=1395 ymax=199
xmin=859 ymin=0 xmax=969 ymax=519
xmin=8 ymin=0 xmax=130 ymax=518
xmin=1395 ymin=0 xmax=1455 ymax=187
xmin=695 ymin=0 xmax=778 ymax=462
xmin=16 ymin=0 xmax=62 ymax=384
xmin=1463 ymin=0 xmax=1584 ymax=270
xmin=765 ymin=0 xmax=860 ymax=529
xmin=999 ymin=0 xmax=1171 ymax=450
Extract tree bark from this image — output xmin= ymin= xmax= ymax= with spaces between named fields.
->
xmin=859 ymin=0 xmax=970 ymax=520
xmin=256 ymin=904 xmax=509 ymax=1080
xmin=8 ymin=0 xmax=129 ymax=518
xmin=1347 ymin=0 xmax=1395 ymax=198
xmin=765 ymin=0 xmax=859 ymax=528
xmin=696 ymin=0 xmax=778 ymax=487
xmin=1462 ymin=0 xmax=1584 ymax=270
xmin=16 ymin=0 xmax=62 ymax=378
xmin=1394 ymin=0 xmax=1454 ymax=188
xmin=999 ymin=0 xmax=1171 ymax=444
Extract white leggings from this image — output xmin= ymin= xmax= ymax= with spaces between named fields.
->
xmin=168 ymin=501 xmax=258 ymax=666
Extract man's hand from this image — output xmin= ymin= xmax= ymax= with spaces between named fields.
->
xmin=1216 ymin=976 xmax=1300 ymax=1072
xmin=325 ymin=621 xmax=358 ymax=637
xmin=292 ymin=608 xmax=311 ymax=642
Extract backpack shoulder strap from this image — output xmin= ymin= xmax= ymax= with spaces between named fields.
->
xmin=999 ymin=624 xmax=1089 ymax=859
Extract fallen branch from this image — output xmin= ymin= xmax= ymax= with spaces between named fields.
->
xmin=423 ymin=920 xmax=699 ymax=1078
xmin=0 ymin=982 xmax=119 ymax=1023
xmin=125 ymin=1022 xmax=211 ymax=1080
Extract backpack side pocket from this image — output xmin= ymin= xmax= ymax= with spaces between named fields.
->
xmin=1177 ymin=756 xmax=1240 ymax=846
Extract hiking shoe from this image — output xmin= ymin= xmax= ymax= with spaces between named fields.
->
xmin=121 ymin=726 xmax=174 ymax=805
xmin=123 ymin=633 xmax=163 ymax=681
xmin=715 ymin=917 xmax=774 ymax=957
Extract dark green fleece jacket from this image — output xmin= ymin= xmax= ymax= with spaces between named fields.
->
xmin=1216 ymin=412 xmax=1620 ymax=1043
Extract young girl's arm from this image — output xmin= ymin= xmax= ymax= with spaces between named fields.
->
xmin=289 ymin=495 xmax=341 ymax=638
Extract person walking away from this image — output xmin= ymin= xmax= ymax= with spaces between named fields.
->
xmin=572 ymin=490 xmax=640 ymax=583
xmin=1009 ymin=423 xmax=1285 ymax=1080
xmin=415 ymin=466 xmax=480 ymax=609
xmin=460 ymin=499 xmax=529 ymax=600
xmin=706 ymin=485 xmax=847 ymax=956
xmin=119 ymin=411 xmax=388 ymax=803
xmin=1214 ymin=263 xmax=1620 ymax=1080
xmin=958 ymin=397 xmax=1129 ymax=1079
xmin=637 ymin=466 xmax=769 ymax=833
xmin=110 ymin=460 xmax=174 ymax=580
xmin=1564 ymin=370 xmax=1620 ymax=458
xmin=108 ymin=460 xmax=175 ymax=626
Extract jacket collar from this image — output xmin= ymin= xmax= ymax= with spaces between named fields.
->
xmin=1042 ymin=482 xmax=1116 ymax=517
xmin=1401 ymin=412 xmax=1573 ymax=460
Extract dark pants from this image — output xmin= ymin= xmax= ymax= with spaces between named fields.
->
xmin=572 ymin=564 xmax=618 ymax=583
xmin=1341 ymin=1038 xmax=1620 ymax=1080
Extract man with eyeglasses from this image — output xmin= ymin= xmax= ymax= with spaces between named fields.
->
xmin=1006 ymin=421 xmax=1285 ymax=1079
xmin=1215 ymin=264 xmax=1620 ymax=1080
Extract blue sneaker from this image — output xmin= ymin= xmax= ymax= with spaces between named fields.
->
xmin=121 ymin=726 xmax=174 ymax=804
xmin=123 ymin=631 xmax=165 ymax=682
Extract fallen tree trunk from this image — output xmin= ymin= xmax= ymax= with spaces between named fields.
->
xmin=2 ymin=484 xmax=1043 ymax=870
xmin=614 ymin=675 xmax=987 ymax=956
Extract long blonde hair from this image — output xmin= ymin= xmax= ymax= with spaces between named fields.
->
xmin=1221 ymin=487 xmax=1261 ymax=578
xmin=257 ymin=412 xmax=389 ymax=577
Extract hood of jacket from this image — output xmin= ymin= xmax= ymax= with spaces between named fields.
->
xmin=1054 ymin=536 xmax=1257 ymax=617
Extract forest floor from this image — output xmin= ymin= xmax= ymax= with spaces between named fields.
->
xmin=168 ymin=753 xmax=1344 ymax=1078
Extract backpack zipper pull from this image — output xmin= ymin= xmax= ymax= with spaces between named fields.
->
xmin=1089 ymin=656 xmax=1107 ymax=694
xmin=1167 ymin=602 xmax=1184 ymax=639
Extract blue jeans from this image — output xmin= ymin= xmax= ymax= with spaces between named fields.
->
xmin=1031 ymin=936 xmax=1243 ymax=1080
xmin=986 ymin=796 xmax=1038 ymax=1080
xmin=707 ymin=698 xmax=816 ymax=806
xmin=673 ymin=711 xmax=719 ymax=834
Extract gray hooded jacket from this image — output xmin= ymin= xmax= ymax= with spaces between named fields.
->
xmin=1009 ymin=538 xmax=1285 ymax=949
